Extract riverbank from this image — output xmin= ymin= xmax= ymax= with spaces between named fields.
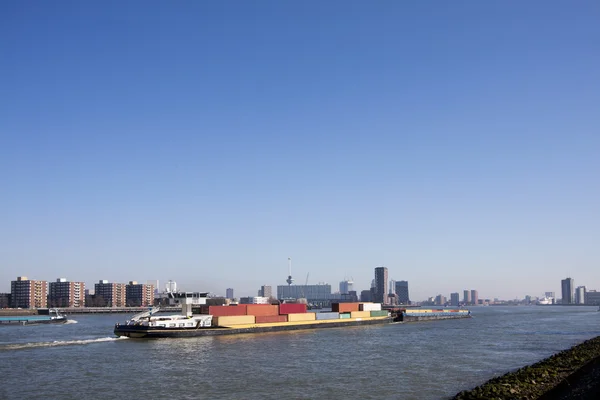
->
xmin=451 ymin=336 xmax=600 ymax=399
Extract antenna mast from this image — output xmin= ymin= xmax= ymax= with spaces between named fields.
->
xmin=286 ymin=257 xmax=294 ymax=286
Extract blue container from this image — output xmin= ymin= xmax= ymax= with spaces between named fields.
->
xmin=315 ymin=312 xmax=340 ymax=321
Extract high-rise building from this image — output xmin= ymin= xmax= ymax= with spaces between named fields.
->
xmin=545 ymin=291 xmax=555 ymax=299
xmin=575 ymin=286 xmax=586 ymax=304
xmin=49 ymin=278 xmax=85 ymax=307
xmin=226 ymin=288 xmax=234 ymax=299
xmin=389 ymin=280 xmax=396 ymax=296
xmin=450 ymin=292 xmax=460 ymax=306
xmin=471 ymin=290 xmax=479 ymax=305
xmin=374 ymin=267 xmax=388 ymax=304
xmin=126 ymin=281 xmax=155 ymax=307
xmin=258 ymin=285 xmax=272 ymax=298
xmin=463 ymin=290 xmax=471 ymax=305
xmin=395 ymin=281 xmax=410 ymax=304
xmin=95 ymin=280 xmax=127 ymax=307
xmin=10 ymin=276 xmax=47 ymax=309
xmin=360 ymin=290 xmax=371 ymax=302
xmin=561 ymin=278 xmax=574 ymax=304
xmin=434 ymin=294 xmax=446 ymax=305
xmin=339 ymin=280 xmax=354 ymax=294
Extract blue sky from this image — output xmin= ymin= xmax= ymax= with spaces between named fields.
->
xmin=1 ymin=1 xmax=599 ymax=300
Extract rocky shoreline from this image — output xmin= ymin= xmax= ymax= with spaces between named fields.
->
xmin=451 ymin=336 xmax=600 ymax=400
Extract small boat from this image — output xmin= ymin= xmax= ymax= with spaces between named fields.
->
xmin=0 ymin=309 xmax=67 ymax=325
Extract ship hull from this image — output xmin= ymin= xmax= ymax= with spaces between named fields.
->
xmin=0 ymin=317 xmax=68 ymax=325
xmin=114 ymin=317 xmax=393 ymax=338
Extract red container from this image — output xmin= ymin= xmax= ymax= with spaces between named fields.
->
xmin=255 ymin=315 xmax=288 ymax=323
xmin=279 ymin=303 xmax=307 ymax=314
xmin=332 ymin=303 xmax=360 ymax=313
xmin=246 ymin=304 xmax=279 ymax=317
xmin=209 ymin=305 xmax=248 ymax=316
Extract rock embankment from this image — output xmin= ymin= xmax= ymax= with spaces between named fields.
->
xmin=451 ymin=336 xmax=600 ymax=400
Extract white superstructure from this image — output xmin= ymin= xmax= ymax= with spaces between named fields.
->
xmin=123 ymin=291 xmax=213 ymax=329
xmin=537 ymin=297 xmax=554 ymax=305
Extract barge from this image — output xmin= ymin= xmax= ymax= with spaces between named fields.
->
xmin=397 ymin=308 xmax=471 ymax=322
xmin=114 ymin=292 xmax=393 ymax=339
xmin=0 ymin=309 xmax=67 ymax=325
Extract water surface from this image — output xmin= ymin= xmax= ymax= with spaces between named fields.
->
xmin=1 ymin=306 xmax=598 ymax=400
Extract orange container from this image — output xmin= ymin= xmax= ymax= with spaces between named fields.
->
xmin=209 ymin=305 xmax=247 ymax=316
xmin=255 ymin=315 xmax=288 ymax=323
xmin=246 ymin=304 xmax=279 ymax=317
xmin=332 ymin=303 xmax=360 ymax=313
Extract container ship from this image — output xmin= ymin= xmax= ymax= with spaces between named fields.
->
xmin=114 ymin=292 xmax=392 ymax=339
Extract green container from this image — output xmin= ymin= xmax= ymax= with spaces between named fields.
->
xmin=370 ymin=310 xmax=389 ymax=317
xmin=339 ymin=312 xmax=351 ymax=319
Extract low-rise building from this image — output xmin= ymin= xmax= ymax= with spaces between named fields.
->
xmin=95 ymin=280 xmax=127 ymax=307
xmin=49 ymin=278 xmax=85 ymax=307
xmin=126 ymin=281 xmax=154 ymax=307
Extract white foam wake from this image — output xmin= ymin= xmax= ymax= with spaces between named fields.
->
xmin=64 ymin=319 xmax=78 ymax=324
xmin=0 ymin=336 xmax=128 ymax=351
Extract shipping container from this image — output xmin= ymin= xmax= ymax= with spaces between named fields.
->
xmin=331 ymin=303 xmax=360 ymax=313
xmin=350 ymin=311 xmax=371 ymax=319
xmin=369 ymin=310 xmax=389 ymax=317
xmin=213 ymin=315 xmax=255 ymax=326
xmin=287 ymin=312 xmax=316 ymax=322
xmin=209 ymin=305 xmax=248 ymax=317
xmin=255 ymin=315 xmax=288 ymax=324
xmin=339 ymin=312 xmax=351 ymax=319
xmin=278 ymin=303 xmax=307 ymax=314
xmin=315 ymin=312 xmax=340 ymax=320
xmin=246 ymin=304 xmax=279 ymax=317
xmin=359 ymin=303 xmax=382 ymax=311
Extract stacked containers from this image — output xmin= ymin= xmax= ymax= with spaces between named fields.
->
xmin=331 ymin=303 xmax=360 ymax=313
xmin=315 ymin=312 xmax=340 ymax=320
xmin=279 ymin=303 xmax=307 ymax=314
xmin=339 ymin=312 xmax=351 ymax=319
xmin=287 ymin=313 xmax=316 ymax=322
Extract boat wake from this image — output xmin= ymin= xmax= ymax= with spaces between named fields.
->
xmin=0 ymin=336 xmax=128 ymax=351
xmin=65 ymin=319 xmax=78 ymax=324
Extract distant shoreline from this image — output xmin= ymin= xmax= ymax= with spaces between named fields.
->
xmin=0 ymin=306 xmax=181 ymax=316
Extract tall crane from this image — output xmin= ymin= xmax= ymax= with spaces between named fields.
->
xmin=300 ymin=272 xmax=309 ymax=300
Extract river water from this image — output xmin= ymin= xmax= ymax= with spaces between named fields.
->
xmin=1 ymin=306 xmax=599 ymax=400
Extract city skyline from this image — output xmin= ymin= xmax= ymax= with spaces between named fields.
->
xmin=1 ymin=2 xmax=598 ymax=300
xmin=4 ymin=271 xmax=597 ymax=303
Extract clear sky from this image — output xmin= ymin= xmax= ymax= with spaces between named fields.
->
xmin=1 ymin=1 xmax=599 ymax=301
